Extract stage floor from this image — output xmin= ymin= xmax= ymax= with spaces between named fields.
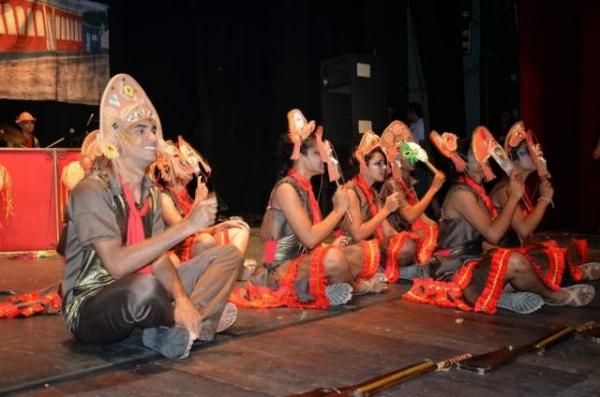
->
xmin=2 ymin=230 xmax=600 ymax=397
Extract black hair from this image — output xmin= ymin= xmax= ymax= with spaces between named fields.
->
xmin=348 ymin=146 xmax=387 ymax=178
xmin=275 ymin=133 xmax=317 ymax=180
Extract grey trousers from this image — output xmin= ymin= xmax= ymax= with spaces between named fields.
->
xmin=73 ymin=245 xmax=242 ymax=344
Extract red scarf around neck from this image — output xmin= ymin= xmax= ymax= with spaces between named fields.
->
xmin=288 ymin=168 xmax=322 ymax=223
xmin=119 ymin=176 xmax=151 ymax=273
xmin=353 ymin=174 xmax=385 ymax=241
xmin=457 ymin=175 xmax=498 ymax=220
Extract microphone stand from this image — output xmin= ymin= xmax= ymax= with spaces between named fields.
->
xmin=46 ymin=137 xmax=65 ymax=148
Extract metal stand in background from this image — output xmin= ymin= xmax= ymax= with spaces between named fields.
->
xmin=46 ymin=137 xmax=65 ymax=148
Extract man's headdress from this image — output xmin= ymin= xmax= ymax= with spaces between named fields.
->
xmin=99 ymin=74 xmax=164 ymax=159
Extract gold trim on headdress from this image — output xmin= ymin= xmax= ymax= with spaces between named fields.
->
xmin=99 ymin=74 xmax=163 ymax=159
xmin=287 ymin=109 xmax=316 ymax=160
xmin=354 ymin=130 xmax=382 ymax=172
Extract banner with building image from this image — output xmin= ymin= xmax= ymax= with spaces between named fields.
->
xmin=0 ymin=0 xmax=109 ymax=105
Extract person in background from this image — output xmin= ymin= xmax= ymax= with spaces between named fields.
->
xmin=406 ymin=102 xmax=425 ymax=144
xmin=12 ymin=112 xmax=40 ymax=148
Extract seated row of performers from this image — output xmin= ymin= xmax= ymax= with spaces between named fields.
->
xmin=56 ymin=74 xmax=598 ymax=361
xmin=226 ymin=110 xmax=597 ymax=314
xmin=77 ymin=106 xmax=598 ymax=316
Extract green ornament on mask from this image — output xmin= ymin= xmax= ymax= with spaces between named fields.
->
xmin=401 ymin=141 xmax=428 ymax=165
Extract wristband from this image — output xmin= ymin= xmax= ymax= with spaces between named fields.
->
xmin=537 ymin=196 xmax=552 ymax=204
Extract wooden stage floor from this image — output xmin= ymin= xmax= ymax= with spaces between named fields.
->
xmin=2 ymin=230 xmax=600 ymax=397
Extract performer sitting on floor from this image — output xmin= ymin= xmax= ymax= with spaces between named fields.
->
xmin=489 ymin=121 xmax=600 ymax=284
xmin=345 ymin=131 xmax=422 ymax=282
xmin=61 ymin=74 xmax=242 ymax=359
xmin=149 ymin=137 xmax=250 ymax=264
xmin=230 ymin=109 xmax=386 ymax=309
xmin=403 ymin=128 xmax=595 ymax=314
xmin=379 ymin=121 xmax=446 ymax=274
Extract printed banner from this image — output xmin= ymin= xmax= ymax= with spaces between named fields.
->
xmin=0 ymin=0 xmax=109 ymax=105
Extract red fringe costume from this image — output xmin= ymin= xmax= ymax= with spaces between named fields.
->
xmin=403 ymin=177 xmax=521 ymax=314
xmin=350 ymin=175 xmax=418 ymax=283
xmin=231 ymin=169 xmax=373 ymax=310
xmin=230 ymin=245 xmax=330 ymax=309
xmin=357 ymin=239 xmax=382 ymax=281
xmin=0 ymin=288 xmax=61 ymax=319
xmin=497 ymin=122 xmax=590 ymax=286
xmin=490 ymin=177 xmax=588 ymax=290
xmin=394 ymin=176 xmax=439 ymax=263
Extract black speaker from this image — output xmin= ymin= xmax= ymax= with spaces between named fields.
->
xmin=317 ymin=54 xmax=387 ymax=215
xmin=320 ymin=53 xmax=388 ymax=171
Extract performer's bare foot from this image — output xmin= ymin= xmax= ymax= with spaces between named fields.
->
xmin=581 ymin=262 xmax=600 ymax=281
xmin=355 ymin=273 xmax=388 ymax=295
xmin=545 ymin=284 xmax=595 ymax=307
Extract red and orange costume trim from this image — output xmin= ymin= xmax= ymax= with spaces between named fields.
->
xmin=0 ymin=288 xmax=61 ymax=319
xmin=230 ymin=237 xmax=332 ymax=310
xmin=351 ymin=173 xmax=417 ymax=283
xmin=395 ymin=176 xmax=439 ymax=263
xmin=380 ymin=121 xmax=439 ymax=264
xmin=403 ymin=248 xmax=513 ymax=314
xmin=357 ymin=239 xmax=381 ymax=280
xmin=402 ymin=173 xmax=517 ymax=314
xmin=231 ymin=109 xmax=347 ymax=310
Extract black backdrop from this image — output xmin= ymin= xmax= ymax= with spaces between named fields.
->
xmin=0 ymin=0 xmax=468 ymax=220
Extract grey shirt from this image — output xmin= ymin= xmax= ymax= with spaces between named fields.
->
xmin=61 ymin=170 xmax=163 ymax=330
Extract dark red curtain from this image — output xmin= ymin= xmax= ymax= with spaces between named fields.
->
xmin=519 ymin=0 xmax=600 ymax=231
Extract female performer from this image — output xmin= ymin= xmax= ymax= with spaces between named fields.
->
xmin=230 ymin=110 xmax=385 ymax=309
xmin=403 ymin=127 xmax=594 ymax=314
